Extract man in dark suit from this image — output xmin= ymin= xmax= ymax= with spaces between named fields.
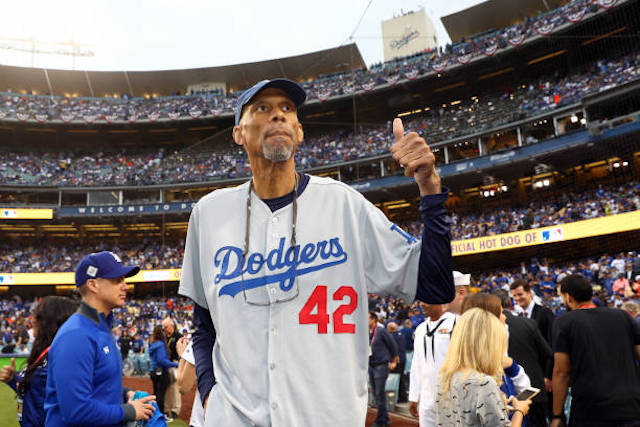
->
xmin=510 ymin=279 xmax=555 ymax=345
xmin=387 ymin=321 xmax=409 ymax=403
xmin=494 ymin=289 xmax=553 ymax=426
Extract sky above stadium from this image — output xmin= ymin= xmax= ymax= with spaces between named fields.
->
xmin=0 ymin=0 xmax=486 ymax=71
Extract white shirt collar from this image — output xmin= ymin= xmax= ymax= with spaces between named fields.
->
xmin=426 ymin=311 xmax=456 ymax=326
xmin=525 ymin=299 xmax=536 ymax=318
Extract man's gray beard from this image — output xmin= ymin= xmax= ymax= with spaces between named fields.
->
xmin=262 ymin=140 xmax=293 ymax=162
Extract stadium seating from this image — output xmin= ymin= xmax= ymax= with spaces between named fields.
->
xmin=1 ymin=49 xmax=639 ymax=187
xmin=0 ymin=0 xmax=616 ymax=125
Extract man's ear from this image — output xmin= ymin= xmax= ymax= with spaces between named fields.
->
xmin=86 ymin=279 xmax=98 ymax=294
xmin=232 ymin=125 xmax=244 ymax=146
xmin=295 ymin=122 xmax=304 ymax=144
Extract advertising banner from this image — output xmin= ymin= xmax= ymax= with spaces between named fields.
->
xmin=451 ymin=210 xmax=640 ymax=256
xmin=0 ymin=208 xmax=53 ymax=220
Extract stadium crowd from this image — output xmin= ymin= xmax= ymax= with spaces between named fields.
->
xmin=0 ymin=241 xmax=184 ymax=273
xmin=368 ymin=250 xmax=640 ymax=325
xmin=2 ymin=48 xmax=639 ymax=187
xmin=2 ymin=249 xmax=638 ymax=355
xmin=1 ymin=244 xmax=639 ymax=425
xmin=0 ymin=295 xmax=192 ymax=356
xmin=2 ymin=46 xmax=640 ymax=186
xmin=399 ymin=180 xmax=640 ymax=240
xmin=0 ymin=181 xmax=637 ymax=274
xmin=448 ymin=181 xmax=640 ymax=240
xmin=0 ymin=0 xmax=607 ymax=125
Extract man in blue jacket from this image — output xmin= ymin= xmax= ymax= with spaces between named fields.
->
xmin=44 ymin=251 xmax=156 ymax=426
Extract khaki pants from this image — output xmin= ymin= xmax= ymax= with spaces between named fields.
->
xmin=164 ymin=367 xmax=182 ymax=415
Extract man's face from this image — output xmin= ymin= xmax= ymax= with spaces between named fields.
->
xmin=368 ymin=315 xmax=377 ymax=329
xmin=233 ymin=88 xmax=304 ymax=164
xmin=421 ymin=302 xmax=442 ymax=319
xmin=448 ymin=286 xmax=468 ymax=314
xmin=163 ymin=320 xmax=174 ymax=336
xmin=94 ymin=276 xmax=128 ymax=309
xmin=512 ymin=285 xmax=532 ymax=309
xmin=557 ymin=288 xmax=573 ymax=311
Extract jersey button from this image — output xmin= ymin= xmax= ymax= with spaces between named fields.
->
xmin=269 ymin=363 xmax=275 ymax=370
xmin=271 ymin=402 xmax=278 ymax=410
xmin=272 ymin=217 xmax=279 ymax=223
xmin=270 ymin=288 xmax=276 ymax=294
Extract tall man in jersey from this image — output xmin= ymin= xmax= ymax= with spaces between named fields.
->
xmin=179 ymin=78 xmax=454 ymax=427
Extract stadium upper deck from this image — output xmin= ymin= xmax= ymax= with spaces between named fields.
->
xmin=0 ymin=0 xmax=638 ymax=219
xmin=0 ymin=0 xmax=627 ymax=124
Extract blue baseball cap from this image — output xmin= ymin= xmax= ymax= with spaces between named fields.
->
xmin=75 ymin=251 xmax=140 ymax=287
xmin=234 ymin=79 xmax=306 ymax=125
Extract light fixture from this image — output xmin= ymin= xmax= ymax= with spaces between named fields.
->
xmin=570 ymin=115 xmax=578 ymax=123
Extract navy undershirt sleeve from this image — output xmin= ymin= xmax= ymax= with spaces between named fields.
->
xmin=416 ymin=187 xmax=455 ymax=304
xmin=192 ymin=303 xmax=216 ymax=405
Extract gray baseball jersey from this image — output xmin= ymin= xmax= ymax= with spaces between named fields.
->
xmin=179 ymin=175 xmax=421 ymax=426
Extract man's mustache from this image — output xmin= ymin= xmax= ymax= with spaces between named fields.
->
xmin=264 ymin=127 xmax=294 ymax=138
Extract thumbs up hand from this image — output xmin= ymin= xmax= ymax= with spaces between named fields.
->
xmin=0 ymin=358 xmax=16 ymax=383
xmin=390 ymin=118 xmax=441 ymax=195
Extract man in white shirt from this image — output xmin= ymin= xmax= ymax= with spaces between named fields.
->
xmin=612 ymin=252 xmax=626 ymax=274
xmin=408 ymin=302 xmax=456 ymax=427
xmin=409 ymin=271 xmax=469 ymax=426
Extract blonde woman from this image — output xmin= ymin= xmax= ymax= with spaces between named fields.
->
xmin=435 ymin=308 xmax=531 ymax=427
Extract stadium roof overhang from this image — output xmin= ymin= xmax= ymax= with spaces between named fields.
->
xmin=0 ymin=43 xmax=366 ymax=97
xmin=441 ymin=0 xmax=566 ymax=42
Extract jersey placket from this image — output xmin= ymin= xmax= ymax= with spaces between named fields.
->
xmin=265 ymin=207 xmax=289 ymax=424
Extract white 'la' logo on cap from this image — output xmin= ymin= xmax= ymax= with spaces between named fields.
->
xmin=109 ymin=252 xmax=121 ymax=263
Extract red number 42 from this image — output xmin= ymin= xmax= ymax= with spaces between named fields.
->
xmin=299 ymin=286 xmax=358 ymax=334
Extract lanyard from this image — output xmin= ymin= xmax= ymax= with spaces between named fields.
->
xmin=34 ymin=346 xmax=50 ymax=366
xmin=245 ymin=174 xmax=298 ymax=255
xmin=369 ymin=326 xmax=378 ymax=347
xmin=242 ymin=174 xmax=299 ymax=305
xmin=17 ymin=346 xmax=50 ymax=398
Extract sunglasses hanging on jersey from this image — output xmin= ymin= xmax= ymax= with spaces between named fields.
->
xmin=241 ymin=173 xmax=300 ymax=305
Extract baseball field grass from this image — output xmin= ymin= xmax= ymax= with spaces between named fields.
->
xmin=0 ymin=383 xmax=19 ymax=427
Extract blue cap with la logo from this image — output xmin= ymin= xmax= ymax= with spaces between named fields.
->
xmin=75 ymin=251 xmax=140 ymax=287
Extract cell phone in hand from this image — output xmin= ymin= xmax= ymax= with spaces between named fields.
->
xmin=515 ymin=387 xmax=540 ymax=401
xmin=507 ymin=387 xmax=540 ymax=410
